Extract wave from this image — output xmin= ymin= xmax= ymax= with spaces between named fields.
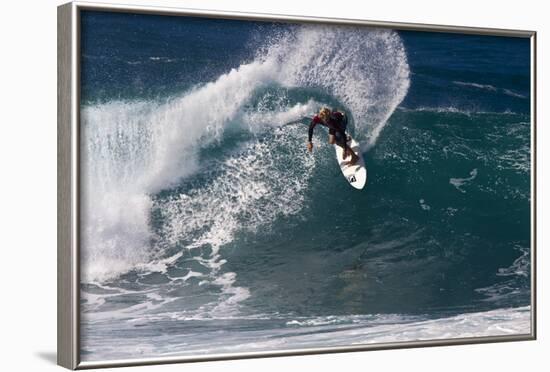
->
xmin=453 ymin=81 xmax=527 ymax=99
xmin=80 ymin=24 xmax=410 ymax=292
xmin=148 ymin=56 xmax=178 ymax=63
xmin=502 ymin=88 xmax=527 ymax=99
xmin=453 ymin=81 xmax=498 ymax=91
xmin=398 ymin=106 xmax=521 ymax=116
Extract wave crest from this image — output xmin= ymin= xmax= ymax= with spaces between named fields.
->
xmin=80 ymin=25 xmax=410 ymax=286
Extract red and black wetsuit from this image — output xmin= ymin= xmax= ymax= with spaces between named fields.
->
xmin=308 ymin=111 xmax=349 ymax=149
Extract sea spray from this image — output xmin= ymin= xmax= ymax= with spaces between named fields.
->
xmin=81 ymin=25 xmax=410 ymax=289
xmin=268 ymin=26 xmax=410 ymax=147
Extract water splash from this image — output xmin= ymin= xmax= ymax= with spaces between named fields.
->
xmin=80 ymin=25 xmax=410 ymax=291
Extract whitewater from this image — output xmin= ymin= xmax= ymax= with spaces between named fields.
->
xmin=80 ymin=25 xmax=410 ymax=288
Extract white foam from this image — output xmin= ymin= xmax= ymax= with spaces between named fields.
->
xmin=497 ymin=245 xmax=530 ymax=278
xmin=148 ymin=56 xmax=178 ymax=63
xmin=152 ymin=124 xmax=316 ymax=313
xmin=453 ymin=81 xmax=527 ymax=99
xmin=449 ymin=168 xmax=478 ymax=193
xmin=476 ymin=245 xmax=530 ymax=303
xmin=81 ymin=307 xmax=530 ymax=360
xmin=497 ymin=144 xmax=530 ymax=174
xmin=410 ymin=106 xmax=468 ymax=114
xmin=453 ymin=81 xmax=498 ymax=91
xmin=419 ymin=199 xmax=431 ymax=211
xmin=502 ymin=89 xmax=527 ymax=99
xmin=400 ymin=106 xmax=520 ymax=116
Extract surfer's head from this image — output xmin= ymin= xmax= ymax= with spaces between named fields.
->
xmin=318 ymin=107 xmax=331 ymax=123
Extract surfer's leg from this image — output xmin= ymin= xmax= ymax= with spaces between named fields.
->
xmin=334 ymin=132 xmax=345 ymax=150
xmin=337 ymin=136 xmax=359 ymax=165
xmin=337 ymin=143 xmax=357 ymax=165
xmin=344 ymin=149 xmax=359 ymax=165
xmin=346 ymin=152 xmax=359 ymax=166
xmin=335 ymin=132 xmax=354 ymax=161
xmin=336 ymin=142 xmax=348 ymax=158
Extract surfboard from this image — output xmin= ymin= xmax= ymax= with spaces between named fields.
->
xmin=334 ymin=135 xmax=367 ymax=189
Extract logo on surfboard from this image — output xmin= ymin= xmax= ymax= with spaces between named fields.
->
xmin=348 ymin=175 xmax=356 ymax=183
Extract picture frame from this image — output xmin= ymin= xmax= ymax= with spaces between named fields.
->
xmin=58 ymin=1 xmax=536 ymax=369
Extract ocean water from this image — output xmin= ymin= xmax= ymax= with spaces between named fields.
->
xmin=79 ymin=11 xmax=532 ymax=361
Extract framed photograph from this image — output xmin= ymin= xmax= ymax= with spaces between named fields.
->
xmin=57 ymin=1 xmax=536 ymax=369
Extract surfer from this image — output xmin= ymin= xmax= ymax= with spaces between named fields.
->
xmin=307 ymin=107 xmax=359 ymax=165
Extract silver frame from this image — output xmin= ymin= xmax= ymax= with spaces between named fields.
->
xmin=57 ymin=1 xmax=537 ymax=369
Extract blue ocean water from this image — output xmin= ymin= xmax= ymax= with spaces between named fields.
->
xmin=79 ymin=11 xmax=532 ymax=361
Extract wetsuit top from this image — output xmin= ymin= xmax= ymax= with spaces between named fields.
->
xmin=308 ymin=111 xmax=347 ymax=144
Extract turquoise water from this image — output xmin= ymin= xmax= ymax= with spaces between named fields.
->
xmin=79 ymin=11 xmax=532 ymax=361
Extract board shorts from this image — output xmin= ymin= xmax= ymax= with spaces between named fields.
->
xmin=330 ymin=113 xmax=348 ymax=146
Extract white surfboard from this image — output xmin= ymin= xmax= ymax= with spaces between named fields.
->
xmin=334 ymin=135 xmax=367 ymax=189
